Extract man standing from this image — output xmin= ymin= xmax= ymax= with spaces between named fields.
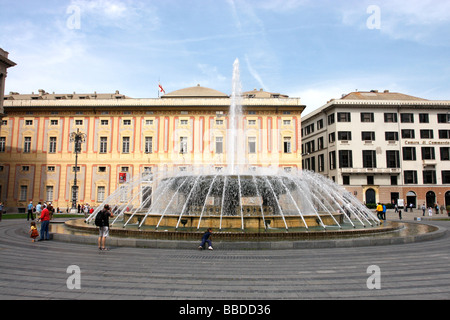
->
xmin=39 ymin=205 xmax=51 ymax=241
xmin=97 ymin=204 xmax=113 ymax=251
xmin=27 ymin=201 xmax=34 ymax=221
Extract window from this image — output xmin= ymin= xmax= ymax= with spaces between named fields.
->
xmin=343 ymin=176 xmax=350 ymax=185
xmin=248 ymin=137 xmax=256 ymax=154
xmin=180 ymin=119 xmax=189 ymax=125
xmin=122 ymin=137 xmax=130 ymax=153
xmin=328 ymin=132 xmax=336 ymax=143
xmin=367 ymin=176 xmax=374 ymax=185
xmin=46 ymin=186 xmax=54 ymax=202
xmin=2 ymin=120 xmax=7 ymax=126
xmin=327 ymin=113 xmax=335 ymax=125
xmin=318 ymin=154 xmax=325 ymax=172
xmin=438 ymin=130 xmax=450 ymax=139
xmin=404 ymin=171 xmax=418 ymax=184
xmin=145 ymin=137 xmax=153 ymax=154
xmin=317 ymin=119 xmax=324 ymax=129
xmin=441 ymin=147 xmax=450 ymax=161
xmin=361 ymin=131 xmax=375 ymax=141
xmin=329 ymin=151 xmax=336 ymax=170
xmin=101 ymin=120 xmax=109 ymax=126
xmin=215 ymin=136 xmax=223 ymax=154
xmin=75 ymin=120 xmax=83 ymax=125
xmin=248 ymin=120 xmax=256 ymax=125
xmin=50 ymin=120 xmax=58 ymax=126
xmin=0 ymin=137 xmax=5 ymax=152
xmin=25 ymin=120 xmax=33 ymax=126
xmin=216 ymin=120 xmax=224 ymax=126
xmin=437 ymin=114 xmax=450 ymax=123
xmin=442 ymin=171 xmax=450 ymax=184
xmin=362 ymin=150 xmax=377 ymax=168
xmin=180 ymin=137 xmax=188 ymax=154
xmin=421 ymin=147 xmax=435 ymax=160
xmin=420 ymin=129 xmax=434 ymax=139
xmin=384 ymin=113 xmax=397 ymax=123
xmin=419 ymin=113 xmax=429 ymax=123
xmin=403 ymin=147 xmax=416 ymax=161
xmin=338 ymin=150 xmax=353 ymax=168
xmin=391 ymin=176 xmax=398 ymax=186
xmin=20 ymin=185 xmax=28 ymax=201
xmin=337 ymin=112 xmax=351 ymax=122
xmin=338 ymin=131 xmax=352 ymax=141
xmin=386 ymin=151 xmax=400 ymax=168
xmin=24 ymin=137 xmax=31 ymax=153
xmin=283 ymin=137 xmax=292 ymax=153
xmin=47 ymin=166 xmax=55 ymax=172
xmin=283 ymin=120 xmax=291 ymax=126
xmin=123 ymin=119 xmax=132 ymax=126
xmin=401 ymin=129 xmax=415 ymax=139
xmin=49 ymin=137 xmax=57 ymax=153
xmin=97 ymin=186 xmax=106 ymax=202
xmin=145 ymin=119 xmax=153 ymax=125
xmin=22 ymin=166 xmax=30 ymax=172
xmin=360 ymin=112 xmax=374 ymax=122
xmin=423 ymin=170 xmax=436 ymax=184
xmin=98 ymin=166 xmax=107 ymax=173
xmin=400 ymin=113 xmax=414 ymax=123
xmin=317 ymin=137 xmax=324 ymax=150
xmin=385 ymin=132 xmax=398 ymax=141
xmin=100 ymin=137 xmax=108 ymax=153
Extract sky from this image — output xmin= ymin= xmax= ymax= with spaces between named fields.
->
xmin=1 ymin=0 xmax=450 ymax=115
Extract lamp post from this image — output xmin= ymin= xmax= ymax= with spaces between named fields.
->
xmin=69 ymin=129 xmax=87 ymax=211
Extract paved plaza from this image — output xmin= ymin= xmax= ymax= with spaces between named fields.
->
xmin=0 ymin=210 xmax=449 ymax=303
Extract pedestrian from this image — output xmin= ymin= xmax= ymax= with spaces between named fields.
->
xmin=441 ymin=205 xmax=445 ymax=216
xmin=394 ymin=204 xmax=398 ymax=213
xmin=27 ymin=201 xmax=34 ymax=221
xmin=0 ymin=202 xmax=3 ymax=222
xmin=376 ymin=203 xmax=383 ymax=220
xmin=398 ymin=209 xmax=402 ymax=220
xmin=421 ymin=203 xmax=426 ymax=216
xmin=38 ymin=205 xmax=51 ymax=241
xmin=409 ymin=203 xmax=413 ymax=213
xmin=382 ymin=204 xmax=386 ymax=220
xmin=435 ymin=203 xmax=440 ymax=215
xmin=198 ymin=228 xmax=213 ymax=250
xmin=35 ymin=202 xmax=42 ymax=221
xmin=97 ymin=204 xmax=113 ymax=251
xmin=29 ymin=221 xmax=39 ymax=242
xmin=428 ymin=207 xmax=433 ymax=216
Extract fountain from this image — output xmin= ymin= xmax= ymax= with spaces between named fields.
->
xmin=84 ymin=58 xmax=380 ymax=235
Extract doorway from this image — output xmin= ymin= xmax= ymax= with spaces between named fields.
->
xmin=365 ymin=188 xmax=376 ymax=205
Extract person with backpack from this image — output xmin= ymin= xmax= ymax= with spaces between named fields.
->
xmin=96 ymin=204 xmax=113 ymax=251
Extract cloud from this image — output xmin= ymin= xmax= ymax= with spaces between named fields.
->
xmin=340 ymin=0 xmax=450 ymax=45
xmin=69 ymin=0 xmax=159 ymax=30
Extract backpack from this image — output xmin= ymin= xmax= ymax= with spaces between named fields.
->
xmin=94 ymin=210 xmax=106 ymax=227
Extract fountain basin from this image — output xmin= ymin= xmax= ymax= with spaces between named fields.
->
xmin=123 ymin=212 xmax=344 ymax=230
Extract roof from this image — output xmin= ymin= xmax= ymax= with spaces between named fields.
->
xmin=4 ymin=90 xmax=130 ymax=100
xmin=162 ymin=84 xmax=229 ymax=98
xmin=341 ymin=90 xmax=427 ymax=101
xmin=0 ymin=48 xmax=16 ymax=68
xmin=243 ymin=88 xmax=289 ymax=99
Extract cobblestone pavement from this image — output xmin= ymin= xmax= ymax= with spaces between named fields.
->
xmin=0 ymin=216 xmax=449 ymax=301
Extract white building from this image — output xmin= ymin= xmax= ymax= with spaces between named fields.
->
xmin=301 ymin=90 xmax=450 ymax=209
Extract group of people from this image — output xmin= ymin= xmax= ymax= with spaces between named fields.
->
xmin=28 ymin=202 xmax=52 ymax=242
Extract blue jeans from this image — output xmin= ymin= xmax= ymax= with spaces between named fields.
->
xmin=200 ymin=239 xmax=212 ymax=247
xmin=40 ymin=220 xmax=50 ymax=240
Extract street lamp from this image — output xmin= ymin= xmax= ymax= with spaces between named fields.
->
xmin=69 ymin=129 xmax=87 ymax=211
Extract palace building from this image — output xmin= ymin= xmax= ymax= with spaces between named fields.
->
xmin=0 ymin=85 xmax=304 ymax=212
xmin=301 ymin=90 xmax=450 ymax=209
